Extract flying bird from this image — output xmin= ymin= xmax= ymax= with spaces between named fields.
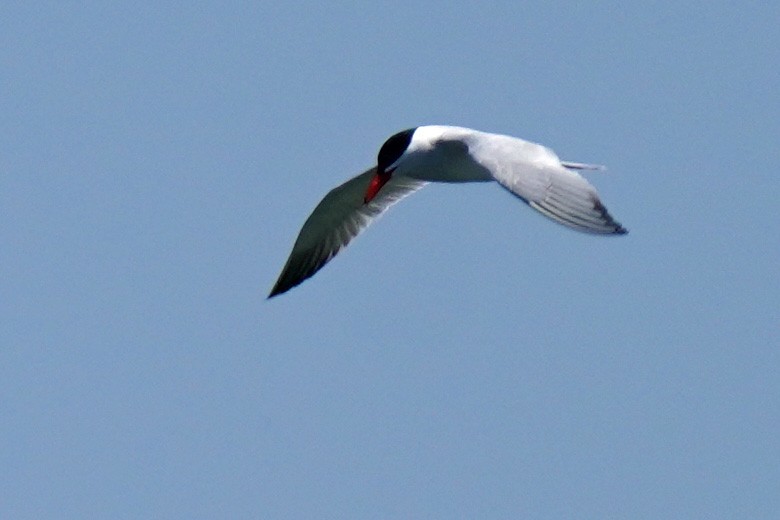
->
xmin=269 ymin=125 xmax=627 ymax=297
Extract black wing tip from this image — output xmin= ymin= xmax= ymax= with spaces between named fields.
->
xmin=591 ymin=197 xmax=628 ymax=236
xmin=267 ymin=270 xmax=299 ymax=298
xmin=268 ymin=282 xmax=298 ymax=299
xmin=267 ymin=276 xmax=301 ymax=299
xmin=267 ymin=284 xmax=286 ymax=299
xmin=268 ymin=249 xmax=330 ymax=299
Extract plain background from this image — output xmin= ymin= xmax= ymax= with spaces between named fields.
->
xmin=2 ymin=2 xmax=778 ymax=519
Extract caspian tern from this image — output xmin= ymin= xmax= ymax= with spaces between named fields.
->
xmin=269 ymin=125 xmax=627 ymax=297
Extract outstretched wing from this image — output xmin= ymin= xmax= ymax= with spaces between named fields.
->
xmin=269 ymin=168 xmax=427 ymax=297
xmin=501 ymin=162 xmax=626 ymax=234
xmin=477 ymin=138 xmax=626 ymax=235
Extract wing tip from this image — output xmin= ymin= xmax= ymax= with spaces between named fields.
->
xmin=592 ymin=197 xmax=629 ymax=235
xmin=267 ymin=281 xmax=288 ymax=299
xmin=267 ymin=265 xmax=310 ymax=299
xmin=268 ymin=276 xmax=306 ymax=298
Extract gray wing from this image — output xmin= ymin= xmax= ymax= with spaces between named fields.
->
xmin=488 ymin=148 xmax=627 ymax=235
xmin=269 ymin=168 xmax=427 ymax=297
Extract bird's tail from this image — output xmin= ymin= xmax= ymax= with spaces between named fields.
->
xmin=561 ymin=161 xmax=606 ymax=171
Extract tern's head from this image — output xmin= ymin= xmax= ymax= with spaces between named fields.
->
xmin=364 ymin=127 xmax=418 ymax=204
xmin=377 ymin=127 xmax=417 ymax=174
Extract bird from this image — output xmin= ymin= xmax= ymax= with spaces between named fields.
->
xmin=269 ymin=125 xmax=627 ymax=298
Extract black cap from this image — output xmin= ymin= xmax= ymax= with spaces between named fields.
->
xmin=377 ymin=127 xmax=417 ymax=173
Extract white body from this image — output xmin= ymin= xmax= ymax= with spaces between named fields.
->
xmin=400 ymin=126 xmax=556 ymax=183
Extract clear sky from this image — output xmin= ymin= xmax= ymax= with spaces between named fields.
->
xmin=2 ymin=2 xmax=778 ymax=519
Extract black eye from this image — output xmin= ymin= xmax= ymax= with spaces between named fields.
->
xmin=377 ymin=127 xmax=417 ymax=173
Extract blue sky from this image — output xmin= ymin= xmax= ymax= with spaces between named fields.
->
xmin=2 ymin=2 xmax=778 ymax=518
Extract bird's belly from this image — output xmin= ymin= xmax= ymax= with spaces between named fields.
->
xmin=403 ymin=156 xmax=493 ymax=183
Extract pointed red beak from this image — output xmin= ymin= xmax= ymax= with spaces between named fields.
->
xmin=363 ymin=170 xmax=392 ymax=204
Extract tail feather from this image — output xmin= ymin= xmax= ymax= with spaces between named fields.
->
xmin=561 ymin=161 xmax=606 ymax=171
